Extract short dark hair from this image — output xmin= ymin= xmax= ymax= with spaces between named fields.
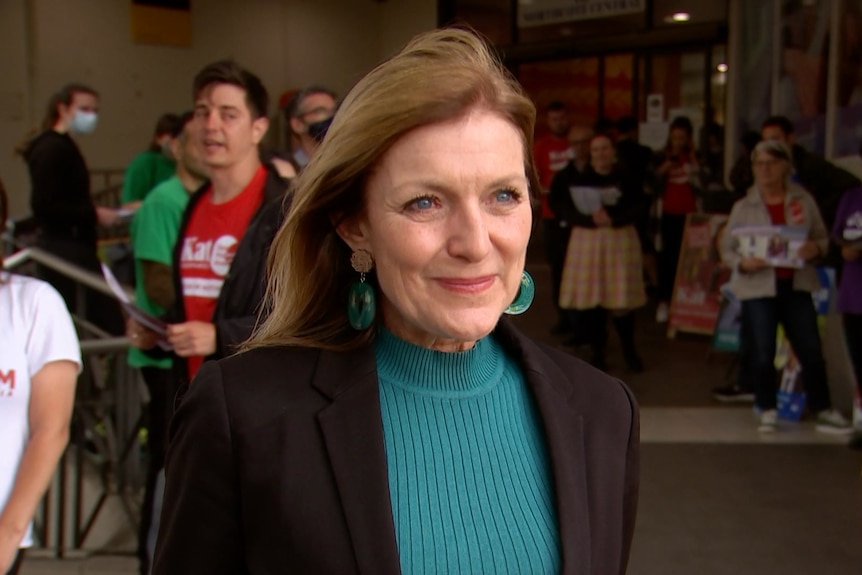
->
xmin=617 ymin=115 xmax=638 ymax=134
xmin=547 ymin=100 xmax=566 ymax=112
xmin=762 ymin=115 xmax=794 ymax=136
xmin=170 ymin=111 xmax=195 ymax=139
xmin=669 ymin=116 xmax=693 ymax=136
xmin=154 ymin=113 xmax=181 ymax=138
xmin=286 ymin=85 xmax=337 ymax=120
xmin=192 ymin=60 xmax=269 ymax=119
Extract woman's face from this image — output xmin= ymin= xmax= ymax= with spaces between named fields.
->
xmin=669 ymin=127 xmax=689 ymax=153
xmin=341 ymin=108 xmax=532 ymax=351
xmin=590 ymin=136 xmax=614 ymax=172
xmin=753 ymin=150 xmax=789 ymax=189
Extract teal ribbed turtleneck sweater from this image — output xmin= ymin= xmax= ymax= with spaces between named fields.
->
xmin=375 ymin=329 xmax=561 ymax=575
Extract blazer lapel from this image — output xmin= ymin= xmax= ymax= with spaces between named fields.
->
xmin=312 ymin=345 xmax=402 ymax=575
xmin=496 ymin=321 xmax=592 ymax=575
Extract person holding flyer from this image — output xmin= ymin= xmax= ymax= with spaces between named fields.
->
xmin=720 ymin=139 xmax=852 ymax=433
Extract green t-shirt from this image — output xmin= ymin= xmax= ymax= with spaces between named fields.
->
xmin=120 ymin=149 xmax=176 ymax=204
xmin=128 ymin=176 xmax=190 ymax=369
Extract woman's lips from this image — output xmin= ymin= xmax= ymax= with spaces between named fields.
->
xmin=435 ymin=276 xmax=496 ymax=294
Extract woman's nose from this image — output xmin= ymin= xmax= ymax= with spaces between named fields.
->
xmin=447 ymin=205 xmax=492 ymax=261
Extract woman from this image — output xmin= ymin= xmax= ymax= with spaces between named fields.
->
xmin=655 ymin=116 xmax=701 ymax=323
xmin=555 ymin=133 xmax=646 ymax=372
xmin=18 ymin=84 xmax=123 ymax=335
xmin=153 ymin=29 xmax=639 ymax=575
xmin=832 ymin=183 xmax=862 ymax=448
xmin=0 ymin=180 xmax=81 ymax=575
xmin=720 ymin=140 xmax=851 ymax=433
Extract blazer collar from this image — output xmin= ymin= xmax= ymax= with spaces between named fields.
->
xmin=312 ymin=344 xmax=402 ymax=575
xmin=311 ymin=320 xmax=591 ymax=575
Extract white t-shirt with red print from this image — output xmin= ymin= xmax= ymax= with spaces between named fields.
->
xmin=0 ymin=273 xmax=81 ymax=548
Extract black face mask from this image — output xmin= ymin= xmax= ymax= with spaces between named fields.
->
xmin=308 ymin=117 xmax=333 ymax=142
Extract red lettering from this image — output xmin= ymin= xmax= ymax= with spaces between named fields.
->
xmin=0 ymin=369 xmax=15 ymax=389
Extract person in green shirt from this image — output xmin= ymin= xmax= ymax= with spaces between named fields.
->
xmin=127 ymin=110 xmax=206 ymax=575
xmin=120 ymin=113 xmax=181 ymax=208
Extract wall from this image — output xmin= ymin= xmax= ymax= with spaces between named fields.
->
xmin=0 ymin=0 xmax=31 ymax=218
xmin=0 ymin=0 xmax=437 ymax=220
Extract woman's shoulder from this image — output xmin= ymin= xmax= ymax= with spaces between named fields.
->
xmin=190 ymin=345 xmax=327 ymax=428
xmin=0 ymin=274 xmax=73 ymax=340
xmin=217 ymin=345 xmax=322 ymax=383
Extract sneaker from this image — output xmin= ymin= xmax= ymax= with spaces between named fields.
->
xmin=655 ymin=302 xmax=669 ymax=323
xmin=814 ymin=409 xmax=854 ymax=435
xmin=712 ymin=384 xmax=755 ymax=403
xmin=758 ymin=409 xmax=778 ymax=433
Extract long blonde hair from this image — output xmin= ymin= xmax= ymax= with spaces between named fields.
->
xmin=246 ymin=27 xmax=539 ymax=352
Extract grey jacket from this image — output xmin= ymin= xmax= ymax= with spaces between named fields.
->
xmin=720 ymin=183 xmax=827 ymax=300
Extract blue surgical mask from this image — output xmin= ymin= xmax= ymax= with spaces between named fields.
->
xmin=69 ymin=110 xmax=98 ymax=134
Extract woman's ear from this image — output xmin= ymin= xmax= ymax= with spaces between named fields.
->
xmin=335 ymin=214 xmax=370 ymax=253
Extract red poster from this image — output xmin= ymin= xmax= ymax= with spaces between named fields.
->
xmin=668 ymin=213 xmax=731 ymax=337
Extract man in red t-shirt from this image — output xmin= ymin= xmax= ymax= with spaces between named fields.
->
xmin=129 ymin=61 xmax=291 ymax=382
xmin=532 ymin=101 xmax=573 ymax=333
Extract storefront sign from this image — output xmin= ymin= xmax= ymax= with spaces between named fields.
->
xmin=518 ymin=0 xmax=646 ymax=28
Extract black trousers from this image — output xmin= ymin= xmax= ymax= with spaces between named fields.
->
xmin=658 ymin=213 xmax=687 ymax=302
xmin=742 ymin=280 xmax=831 ymax=412
xmin=137 ymin=366 xmax=173 ymax=575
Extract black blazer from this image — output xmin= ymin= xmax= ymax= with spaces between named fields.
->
xmin=153 ymin=320 xmax=640 ymax=575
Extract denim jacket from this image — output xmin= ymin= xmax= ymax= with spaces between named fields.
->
xmin=720 ymin=183 xmax=828 ymax=300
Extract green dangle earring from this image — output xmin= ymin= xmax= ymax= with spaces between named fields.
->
xmin=347 ymin=249 xmax=376 ymax=330
xmin=504 ymin=270 xmax=535 ymax=315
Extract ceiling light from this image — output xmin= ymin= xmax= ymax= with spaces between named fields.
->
xmin=668 ymin=12 xmax=691 ymax=23
xmin=717 ymin=63 xmax=728 ymax=73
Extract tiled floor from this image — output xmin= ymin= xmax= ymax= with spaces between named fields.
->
xmin=19 ymin=259 xmax=862 ymax=574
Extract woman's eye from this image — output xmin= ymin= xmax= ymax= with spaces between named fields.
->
xmin=409 ymin=196 xmax=436 ymax=211
xmin=495 ymin=188 xmax=520 ymax=203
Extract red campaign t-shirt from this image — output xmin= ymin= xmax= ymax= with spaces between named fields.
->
xmin=765 ymin=202 xmax=794 ymax=279
xmin=533 ymin=134 xmax=572 ymax=219
xmin=180 ymin=165 xmax=266 ymax=379
xmin=662 ymin=154 xmax=698 ymax=215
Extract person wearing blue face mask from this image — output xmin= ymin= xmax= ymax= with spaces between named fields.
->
xmin=16 ymin=83 xmax=124 ymax=335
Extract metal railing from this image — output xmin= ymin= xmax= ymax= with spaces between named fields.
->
xmin=3 ymin=247 xmax=145 ymax=557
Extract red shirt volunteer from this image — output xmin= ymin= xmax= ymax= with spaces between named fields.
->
xmin=180 ymin=165 xmax=266 ymax=378
xmin=662 ymin=153 xmax=698 ymax=215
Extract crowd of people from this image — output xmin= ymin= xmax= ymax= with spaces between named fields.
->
xmin=534 ymin=105 xmax=714 ymax=373
xmin=1 ymin=23 xmax=861 ymax=575
xmin=532 ymin=99 xmax=862 ymax=443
